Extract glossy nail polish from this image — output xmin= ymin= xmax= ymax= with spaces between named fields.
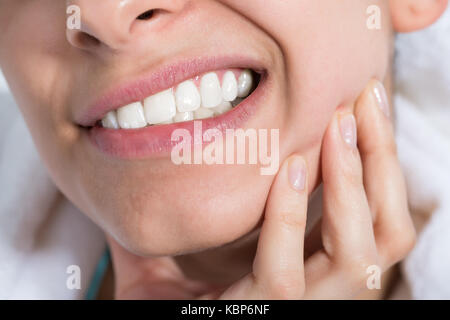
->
xmin=339 ymin=114 xmax=357 ymax=149
xmin=373 ymin=81 xmax=390 ymax=118
xmin=288 ymin=157 xmax=306 ymax=192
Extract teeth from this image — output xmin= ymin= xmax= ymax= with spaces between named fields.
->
xmin=175 ymin=80 xmax=201 ymax=112
xmin=221 ymin=71 xmax=238 ymax=102
xmin=194 ymin=108 xmax=215 ymax=120
xmin=237 ymin=69 xmax=253 ymax=98
xmin=173 ymin=111 xmax=194 ymax=123
xmin=231 ymin=98 xmax=244 ymax=107
xmin=144 ymin=88 xmax=177 ymax=125
xmin=158 ymin=119 xmax=174 ymax=125
xmin=200 ymin=72 xmax=223 ymax=108
xmin=117 ymin=102 xmax=147 ymax=129
xmin=100 ymin=69 xmax=256 ymax=129
xmin=212 ymin=101 xmax=232 ymax=116
xmin=101 ymin=111 xmax=119 ymax=129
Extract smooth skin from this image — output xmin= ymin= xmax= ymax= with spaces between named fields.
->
xmin=0 ymin=0 xmax=447 ymax=299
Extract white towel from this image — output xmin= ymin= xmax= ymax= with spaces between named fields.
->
xmin=393 ymin=7 xmax=450 ymax=299
xmin=0 ymin=91 xmax=105 ymax=299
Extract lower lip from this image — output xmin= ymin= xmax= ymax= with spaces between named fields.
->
xmin=87 ymin=74 xmax=268 ymax=159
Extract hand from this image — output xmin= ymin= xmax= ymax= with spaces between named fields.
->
xmin=110 ymin=80 xmax=416 ymax=300
xmin=215 ymin=79 xmax=416 ymax=299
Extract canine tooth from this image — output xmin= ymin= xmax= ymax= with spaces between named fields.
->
xmin=237 ymin=69 xmax=253 ymax=98
xmin=175 ymin=80 xmax=201 ymax=112
xmin=222 ymin=71 xmax=238 ymax=102
xmin=173 ymin=111 xmax=194 ymax=123
xmin=101 ymin=111 xmax=119 ymax=129
xmin=117 ymin=102 xmax=147 ymax=129
xmin=194 ymin=108 xmax=215 ymax=120
xmin=200 ymin=72 xmax=222 ymax=108
xmin=144 ymin=88 xmax=177 ymax=125
xmin=213 ymin=101 xmax=232 ymax=115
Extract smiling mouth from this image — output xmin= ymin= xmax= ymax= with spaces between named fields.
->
xmin=80 ymin=56 xmax=269 ymax=159
xmin=92 ymin=69 xmax=260 ymax=130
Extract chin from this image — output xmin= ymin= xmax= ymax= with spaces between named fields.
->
xmin=104 ymin=171 xmax=272 ymax=257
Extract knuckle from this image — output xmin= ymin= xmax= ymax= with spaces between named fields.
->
xmin=264 ymin=270 xmax=305 ymax=299
xmin=339 ymin=253 xmax=379 ymax=286
xmin=387 ymin=224 xmax=417 ymax=262
xmin=275 ymin=211 xmax=307 ymax=230
xmin=367 ymin=138 xmax=399 ymax=161
xmin=341 ymin=160 xmax=364 ymax=189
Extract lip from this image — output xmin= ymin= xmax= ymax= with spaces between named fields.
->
xmin=81 ymin=55 xmax=270 ymax=159
xmin=76 ymin=55 xmax=266 ymax=127
xmin=88 ymin=74 xmax=268 ymax=159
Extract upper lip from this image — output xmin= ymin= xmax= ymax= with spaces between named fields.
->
xmin=75 ymin=55 xmax=266 ymax=127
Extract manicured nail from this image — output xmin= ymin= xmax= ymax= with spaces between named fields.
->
xmin=373 ymin=81 xmax=390 ymax=118
xmin=339 ymin=114 xmax=357 ymax=149
xmin=288 ymin=157 xmax=306 ymax=192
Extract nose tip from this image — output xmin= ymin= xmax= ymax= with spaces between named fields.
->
xmin=66 ymin=0 xmax=182 ymax=52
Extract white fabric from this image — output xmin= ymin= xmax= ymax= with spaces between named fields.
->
xmin=393 ymin=7 xmax=450 ymax=299
xmin=0 ymin=89 xmax=105 ymax=299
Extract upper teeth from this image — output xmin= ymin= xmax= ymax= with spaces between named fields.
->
xmin=101 ymin=69 xmax=254 ymax=129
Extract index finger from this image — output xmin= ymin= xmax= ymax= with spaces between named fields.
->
xmin=251 ymin=155 xmax=309 ymax=298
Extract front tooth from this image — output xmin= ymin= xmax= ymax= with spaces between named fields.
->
xmin=237 ymin=69 xmax=253 ymax=98
xmin=173 ymin=111 xmax=194 ymax=123
xmin=158 ymin=119 xmax=174 ymax=125
xmin=194 ymin=108 xmax=215 ymax=120
xmin=144 ymin=88 xmax=177 ymax=125
xmin=117 ymin=102 xmax=147 ymax=129
xmin=175 ymin=80 xmax=201 ymax=112
xmin=213 ymin=101 xmax=232 ymax=116
xmin=101 ymin=110 xmax=119 ymax=129
xmin=200 ymin=72 xmax=223 ymax=108
xmin=222 ymin=71 xmax=238 ymax=102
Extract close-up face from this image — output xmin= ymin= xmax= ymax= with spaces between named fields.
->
xmin=0 ymin=0 xmax=392 ymax=256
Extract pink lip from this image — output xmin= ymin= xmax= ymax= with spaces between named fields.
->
xmin=76 ymin=55 xmax=266 ymax=127
xmin=88 ymin=73 xmax=268 ymax=159
xmin=80 ymin=55 xmax=269 ymax=159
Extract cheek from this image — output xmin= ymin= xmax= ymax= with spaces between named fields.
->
xmin=274 ymin=1 xmax=391 ymax=185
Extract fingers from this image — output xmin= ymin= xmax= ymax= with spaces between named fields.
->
xmin=252 ymin=155 xmax=308 ymax=298
xmin=220 ymin=80 xmax=416 ymax=300
xmin=320 ymin=111 xmax=377 ymax=264
xmin=355 ymin=80 xmax=416 ymax=269
xmin=220 ymin=155 xmax=309 ymax=299
xmin=304 ymin=80 xmax=415 ymax=299
xmin=304 ymin=109 xmax=378 ymax=298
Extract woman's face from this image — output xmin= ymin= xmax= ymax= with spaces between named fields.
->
xmin=0 ymin=0 xmax=391 ymax=256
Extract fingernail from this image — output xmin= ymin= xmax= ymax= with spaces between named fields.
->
xmin=339 ymin=114 xmax=357 ymax=149
xmin=288 ymin=157 xmax=306 ymax=192
xmin=373 ymin=81 xmax=390 ymax=118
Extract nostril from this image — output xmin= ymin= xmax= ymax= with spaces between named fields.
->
xmin=136 ymin=9 xmax=155 ymax=20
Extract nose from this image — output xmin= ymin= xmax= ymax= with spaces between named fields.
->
xmin=66 ymin=0 xmax=187 ymax=52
